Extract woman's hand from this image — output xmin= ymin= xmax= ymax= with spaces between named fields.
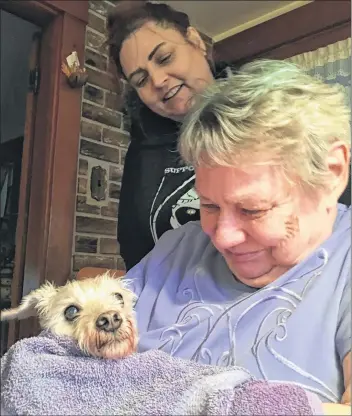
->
xmin=322 ymin=403 xmax=351 ymax=415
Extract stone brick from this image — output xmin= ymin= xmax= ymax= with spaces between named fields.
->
xmin=109 ymin=165 xmax=123 ymax=182
xmin=105 ymin=91 xmax=124 ymax=112
xmin=78 ymin=159 xmax=88 ymax=176
xmin=88 ymin=10 xmax=106 ymax=33
xmin=86 ymin=67 xmax=118 ymax=92
xmin=80 ymin=139 xmax=120 ymax=164
xmin=75 ymin=236 xmax=98 ymax=253
xmin=116 ymin=256 xmax=126 ymax=271
xmin=84 ymin=84 xmax=104 ymax=106
xmin=89 ymin=0 xmax=114 ymax=17
xmin=76 ymin=196 xmax=101 ymax=215
xmin=76 ymin=195 xmax=100 ymax=215
xmin=121 ymin=149 xmax=127 ymax=164
xmin=100 ymin=238 xmax=119 ymax=254
xmin=85 ymin=48 xmax=107 ymax=72
xmin=77 ymin=177 xmax=87 ymax=194
xmin=109 ymin=183 xmax=120 ymax=199
xmin=102 ymin=128 xmax=129 ymax=147
xmin=101 ymin=201 xmax=118 ymax=218
xmin=86 ymin=29 xmax=105 ymax=51
xmin=82 ymin=102 xmax=121 ymax=129
xmin=81 ymin=120 xmax=102 ymax=141
xmin=76 ymin=216 xmax=117 ymax=236
xmin=73 ymin=254 xmax=116 ymax=271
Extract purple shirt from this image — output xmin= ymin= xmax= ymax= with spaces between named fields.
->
xmin=127 ymin=204 xmax=351 ymax=403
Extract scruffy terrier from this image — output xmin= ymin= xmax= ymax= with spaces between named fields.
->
xmin=0 ymin=272 xmax=138 ymax=359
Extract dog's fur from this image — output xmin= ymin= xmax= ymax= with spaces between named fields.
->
xmin=0 ymin=272 xmax=138 ymax=359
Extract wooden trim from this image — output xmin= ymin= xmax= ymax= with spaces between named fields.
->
xmin=0 ymin=1 xmax=88 ymax=25
xmin=0 ymin=1 xmax=58 ymax=26
xmin=44 ymin=12 xmax=86 ymax=288
xmin=214 ymin=1 xmax=351 ymax=63
xmin=19 ymin=14 xmax=64 ymax=304
xmin=45 ymin=1 xmax=88 ymax=23
xmin=4 ymin=1 xmax=88 ymax=344
xmin=260 ymin=22 xmax=351 ymax=60
xmin=21 ymin=7 xmax=86 ymax=296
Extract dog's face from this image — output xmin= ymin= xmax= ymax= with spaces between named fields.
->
xmin=1 ymin=273 xmax=138 ymax=359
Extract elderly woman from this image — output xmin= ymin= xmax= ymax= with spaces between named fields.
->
xmin=127 ymin=59 xmax=351 ymax=405
xmin=1 ymin=59 xmax=350 ymax=416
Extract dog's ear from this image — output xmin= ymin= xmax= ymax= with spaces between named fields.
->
xmin=0 ymin=282 xmax=57 ymax=321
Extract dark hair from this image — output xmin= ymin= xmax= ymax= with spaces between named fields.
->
xmin=106 ymin=1 xmax=191 ymax=78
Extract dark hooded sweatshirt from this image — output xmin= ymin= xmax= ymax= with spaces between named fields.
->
xmin=117 ymin=64 xmax=232 ymax=270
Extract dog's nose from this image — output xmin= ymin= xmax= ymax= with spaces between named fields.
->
xmin=96 ymin=312 xmax=122 ymax=332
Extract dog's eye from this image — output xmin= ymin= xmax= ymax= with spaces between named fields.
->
xmin=64 ymin=305 xmax=79 ymax=321
xmin=114 ymin=293 xmax=123 ymax=303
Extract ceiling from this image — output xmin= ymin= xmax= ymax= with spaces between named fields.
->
xmin=161 ymin=0 xmax=311 ymax=43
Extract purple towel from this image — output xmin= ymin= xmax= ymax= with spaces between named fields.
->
xmin=1 ymin=331 xmax=323 ymax=415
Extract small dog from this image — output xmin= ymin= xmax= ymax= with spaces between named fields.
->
xmin=0 ymin=272 xmax=138 ymax=359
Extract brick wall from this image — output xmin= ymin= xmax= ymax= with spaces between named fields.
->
xmin=72 ymin=0 xmax=213 ymax=276
xmin=73 ymin=0 xmax=128 ymax=275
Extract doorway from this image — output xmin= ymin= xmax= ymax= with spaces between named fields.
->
xmin=0 ymin=0 xmax=88 ymax=351
xmin=0 ymin=10 xmax=41 ymax=355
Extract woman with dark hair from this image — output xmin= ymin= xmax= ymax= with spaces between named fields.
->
xmin=106 ymin=1 xmax=230 ymax=270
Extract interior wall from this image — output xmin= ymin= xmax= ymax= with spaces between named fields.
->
xmin=0 ymin=10 xmax=40 ymax=144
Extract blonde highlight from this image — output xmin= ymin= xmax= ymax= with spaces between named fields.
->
xmin=179 ymin=59 xmax=350 ymax=189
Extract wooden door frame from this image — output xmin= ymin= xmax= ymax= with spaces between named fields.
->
xmin=0 ymin=0 xmax=88 ymax=344
xmin=214 ymin=1 xmax=351 ymax=64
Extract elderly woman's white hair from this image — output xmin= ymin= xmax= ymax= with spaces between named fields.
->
xmin=179 ymin=59 xmax=350 ymax=190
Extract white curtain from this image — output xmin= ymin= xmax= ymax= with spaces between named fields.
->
xmin=285 ymin=38 xmax=351 ymax=106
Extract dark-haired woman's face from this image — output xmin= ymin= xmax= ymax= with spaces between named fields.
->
xmin=120 ymin=22 xmax=214 ymax=121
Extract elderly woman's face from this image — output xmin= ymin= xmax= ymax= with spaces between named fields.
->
xmin=120 ymin=22 xmax=214 ymax=121
xmin=195 ymin=164 xmax=334 ymax=288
